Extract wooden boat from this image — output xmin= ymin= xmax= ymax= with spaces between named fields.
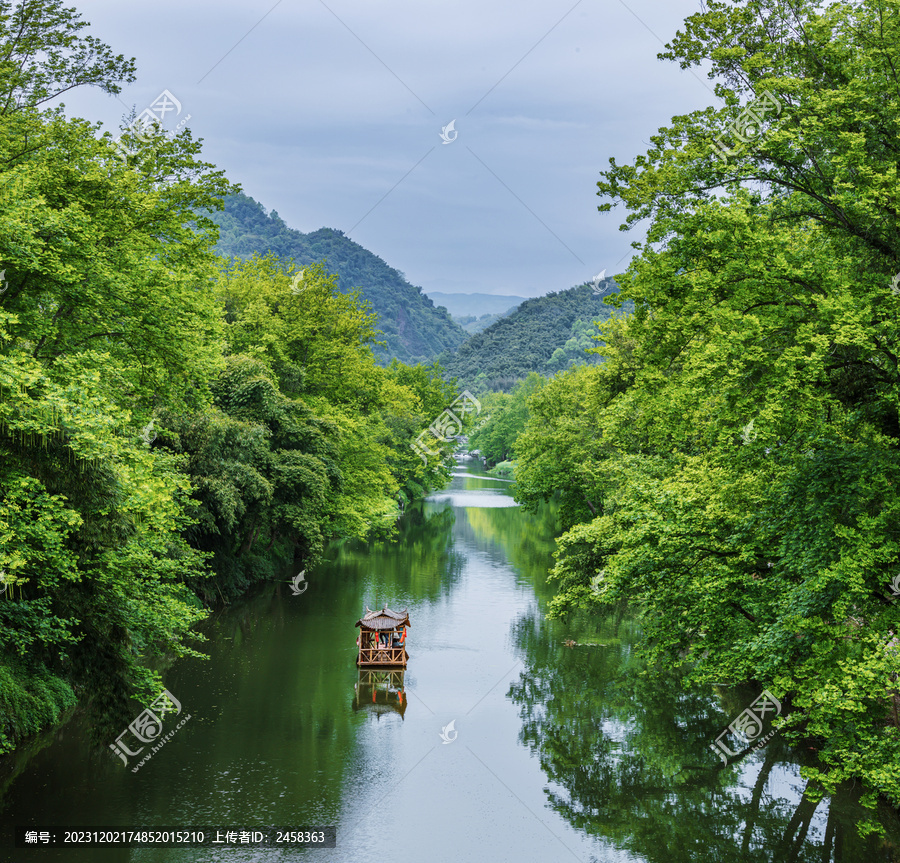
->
xmin=355 ymin=606 xmax=410 ymax=667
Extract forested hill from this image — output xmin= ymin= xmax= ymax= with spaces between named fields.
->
xmin=440 ymin=280 xmax=626 ymax=391
xmin=209 ymin=193 xmax=467 ymax=365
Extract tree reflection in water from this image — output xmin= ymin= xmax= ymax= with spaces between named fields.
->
xmin=508 ymin=608 xmax=900 ymax=862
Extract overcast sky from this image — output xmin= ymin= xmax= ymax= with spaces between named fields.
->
xmin=64 ymin=0 xmax=717 ymax=298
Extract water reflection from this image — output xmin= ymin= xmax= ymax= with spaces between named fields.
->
xmin=3 ymin=457 xmax=899 ymax=862
xmin=352 ymin=670 xmax=407 ymax=720
xmin=507 ymin=607 xmax=900 ymax=862
xmin=426 ymin=489 xmax=519 ymax=508
xmin=450 ymin=470 xmax=515 ymax=482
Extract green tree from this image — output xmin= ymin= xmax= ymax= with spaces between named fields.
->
xmin=516 ymin=0 xmax=900 ymax=820
xmin=0 ymin=0 xmax=229 ymax=747
xmin=213 ymin=255 xmax=408 ymax=536
xmin=385 ymin=359 xmax=460 ymax=505
xmin=158 ymin=355 xmax=336 ymax=600
xmin=0 ymin=0 xmax=136 ymax=114
xmin=469 ymin=372 xmax=545 ymax=467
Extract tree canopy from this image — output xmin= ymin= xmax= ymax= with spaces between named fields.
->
xmin=514 ymin=0 xmax=900 ymax=822
xmin=0 ymin=2 xmax=464 ymax=751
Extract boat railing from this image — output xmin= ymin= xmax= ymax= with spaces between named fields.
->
xmin=357 ymin=644 xmax=406 ymax=665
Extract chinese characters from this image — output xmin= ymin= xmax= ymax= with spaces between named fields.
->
xmin=709 ymin=689 xmax=781 ymax=764
xmin=109 ymin=689 xmax=184 ymax=768
xmin=411 ymin=390 xmax=482 ymax=465
xmin=113 ymin=90 xmax=191 ymax=163
xmin=714 ymin=91 xmax=782 ymax=162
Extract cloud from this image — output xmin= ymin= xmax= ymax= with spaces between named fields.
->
xmin=63 ymin=0 xmax=715 ymax=297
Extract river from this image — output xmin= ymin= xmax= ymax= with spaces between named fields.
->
xmin=2 ymin=457 xmax=899 ymax=861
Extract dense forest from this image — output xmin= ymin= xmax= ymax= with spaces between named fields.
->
xmin=439 ymin=280 xmax=628 ymax=391
xmin=468 ymin=372 xmax=544 ymax=469
xmin=3 ymin=0 xmax=900 ymax=840
xmin=0 ymin=7 xmax=471 ymax=752
xmin=511 ymin=0 xmax=900 ymax=827
xmin=208 ymin=193 xmax=467 ymax=365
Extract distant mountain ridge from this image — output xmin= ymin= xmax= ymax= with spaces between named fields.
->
xmin=208 ymin=193 xmax=467 ymax=365
xmin=440 ymin=280 xmax=629 ymax=391
xmin=426 ymin=292 xmax=527 ymax=335
xmin=425 ymin=292 xmax=527 ymax=318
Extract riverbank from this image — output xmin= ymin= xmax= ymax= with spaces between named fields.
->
xmin=3 ymin=463 xmax=899 ymax=861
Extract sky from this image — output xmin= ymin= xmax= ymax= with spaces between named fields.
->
xmin=63 ymin=0 xmax=719 ymax=298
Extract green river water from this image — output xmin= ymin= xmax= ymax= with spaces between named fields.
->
xmin=2 ymin=458 xmax=899 ymax=862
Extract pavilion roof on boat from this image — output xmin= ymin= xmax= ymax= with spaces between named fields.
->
xmin=355 ymin=606 xmax=410 ymax=632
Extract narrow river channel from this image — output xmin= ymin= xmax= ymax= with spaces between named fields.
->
xmin=2 ymin=458 xmax=899 ymax=862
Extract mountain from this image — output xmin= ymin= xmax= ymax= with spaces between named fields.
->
xmin=425 ymin=292 xmax=527 ymax=318
xmin=439 ymin=280 xmax=629 ymax=391
xmin=207 ymin=193 xmax=467 ymax=365
xmin=424 ymin=292 xmax=526 ymax=335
